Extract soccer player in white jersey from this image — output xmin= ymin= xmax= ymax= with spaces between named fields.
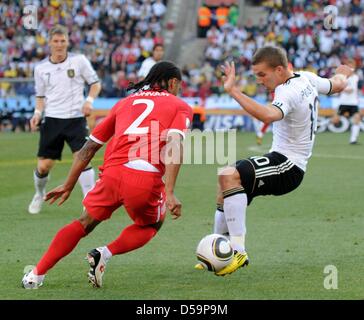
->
xmin=331 ymin=59 xmax=361 ymax=144
xmin=195 ymin=46 xmax=353 ymax=276
xmin=137 ymin=44 xmax=164 ymax=80
xmin=28 ymin=25 xmax=101 ymax=214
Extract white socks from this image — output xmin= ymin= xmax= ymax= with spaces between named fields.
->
xmin=33 ymin=167 xmax=95 ymax=198
xmin=214 ymin=209 xmax=229 ymax=235
xmin=33 ymin=170 xmax=49 ymax=196
xmin=350 ymin=124 xmax=360 ymax=143
xmin=78 ymin=168 xmax=95 ymax=197
xmin=223 ymin=191 xmax=247 ymax=253
xmin=30 ymin=269 xmax=45 ymax=281
xmin=101 ymin=246 xmax=112 ymax=261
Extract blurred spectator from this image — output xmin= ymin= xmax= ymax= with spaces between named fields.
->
xmin=0 ymin=1 xmax=168 ymax=99
xmin=197 ymin=3 xmax=212 ymax=38
xmin=228 ymin=4 xmax=239 ymax=26
xmin=0 ymin=103 xmax=12 ymax=132
xmin=187 ymin=0 xmax=364 ymax=99
xmin=216 ymin=5 xmax=229 ymax=28
xmin=153 ymin=0 xmax=167 ymax=19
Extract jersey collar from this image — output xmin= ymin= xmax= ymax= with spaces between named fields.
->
xmin=49 ymin=53 xmax=68 ymax=64
xmin=283 ymin=73 xmax=300 ymax=84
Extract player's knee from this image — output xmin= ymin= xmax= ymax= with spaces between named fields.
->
xmin=37 ymin=160 xmax=54 ymax=175
xmin=216 ymin=183 xmax=224 ymax=204
xmin=218 ymin=167 xmax=240 ymax=190
xmin=353 ymin=113 xmax=361 ymax=124
xmin=37 ymin=166 xmax=50 ymax=176
xmin=78 ymin=212 xmax=100 ymax=234
xmin=150 ymin=219 xmax=164 ymax=232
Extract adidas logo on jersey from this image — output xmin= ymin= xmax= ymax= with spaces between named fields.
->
xmin=258 ymin=180 xmax=265 ymax=188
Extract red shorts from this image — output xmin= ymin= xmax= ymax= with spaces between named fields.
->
xmin=83 ymin=165 xmax=166 ymax=226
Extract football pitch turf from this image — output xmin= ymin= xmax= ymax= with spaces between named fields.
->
xmin=0 ymin=131 xmax=363 ymax=300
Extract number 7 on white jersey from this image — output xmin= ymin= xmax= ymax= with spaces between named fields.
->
xmin=124 ymin=99 xmax=155 ymax=134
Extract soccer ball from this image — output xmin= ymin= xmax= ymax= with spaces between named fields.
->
xmin=196 ymin=234 xmax=234 ymax=272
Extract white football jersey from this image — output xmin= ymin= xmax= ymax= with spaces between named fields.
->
xmin=270 ymin=71 xmax=331 ymax=171
xmin=137 ymin=57 xmax=156 ymax=79
xmin=338 ymin=73 xmax=359 ymax=106
xmin=34 ymin=53 xmax=99 ymax=119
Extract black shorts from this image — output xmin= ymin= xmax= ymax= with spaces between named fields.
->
xmin=338 ymin=105 xmax=359 ymax=117
xmin=235 ymin=152 xmax=304 ymax=205
xmin=37 ymin=117 xmax=89 ymax=160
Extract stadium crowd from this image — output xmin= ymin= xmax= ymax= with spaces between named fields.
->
xmin=2 ymin=0 xmax=364 ymax=130
xmin=0 ymin=0 xmax=167 ymax=99
xmin=186 ymin=0 xmax=364 ymax=98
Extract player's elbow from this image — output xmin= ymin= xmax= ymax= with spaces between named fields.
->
xmin=261 ymin=106 xmax=284 ymax=124
xmin=262 ymin=112 xmax=281 ymax=124
xmin=261 ymin=115 xmax=275 ymax=124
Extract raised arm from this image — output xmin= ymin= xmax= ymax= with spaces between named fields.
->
xmin=222 ymin=61 xmax=283 ymax=124
xmin=44 ymin=139 xmax=103 ymax=205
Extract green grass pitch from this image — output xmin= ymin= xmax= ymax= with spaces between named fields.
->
xmin=0 ymin=131 xmax=363 ymax=300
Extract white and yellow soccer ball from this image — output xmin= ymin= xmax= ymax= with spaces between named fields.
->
xmin=196 ymin=234 xmax=234 ymax=272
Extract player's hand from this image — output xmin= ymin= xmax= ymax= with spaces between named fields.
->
xmin=335 ymin=64 xmax=354 ymax=78
xmin=30 ymin=114 xmax=41 ymax=132
xmin=221 ymin=61 xmax=236 ymax=94
xmin=166 ymin=193 xmax=182 ymax=220
xmin=82 ymin=101 xmax=93 ymax=117
xmin=44 ymin=185 xmax=72 ymax=206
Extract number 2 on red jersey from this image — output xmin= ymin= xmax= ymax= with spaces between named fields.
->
xmin=124 ymin=99 xmax=154 ymax=134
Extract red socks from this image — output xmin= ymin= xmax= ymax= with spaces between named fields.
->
xmin=34 ymin=221 xmax=158 ymax=275
xmin=35 ymin=220 xmax=86 ymax=275
xmin=107 ymin=224 xmax=157 ymax=255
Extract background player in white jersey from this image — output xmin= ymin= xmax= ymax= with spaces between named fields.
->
xmin=28 ymin=25 xmax=101 ymax=214
xmin=196 ymin=46 xmax=353 ymax=276
xmin=331 ymin=59 xmax=361 ymax=144
xmin=137 ymin=44 xmax=164 ymax=80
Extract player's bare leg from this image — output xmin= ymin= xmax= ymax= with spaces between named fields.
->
xmin=22 ymin=210 xmax=100 ymax=289
xmin=28 ymin=158 xmax=55 ymax=214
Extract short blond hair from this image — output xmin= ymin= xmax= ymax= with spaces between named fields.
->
xmin=252 ymin=46 xmax=288 ymax=69
xmin=48 ymin=24 xmax=69 ymax=39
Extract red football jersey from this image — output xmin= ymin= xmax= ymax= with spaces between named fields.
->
xmin=90 ymin=90 xmax=193 ymax=174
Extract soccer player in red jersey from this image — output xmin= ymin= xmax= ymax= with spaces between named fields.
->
xmin=22 ymin=61 xmax=193 ymax=289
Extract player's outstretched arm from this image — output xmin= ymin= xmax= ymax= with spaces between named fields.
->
xmin=164 ymin=132 xmax=183 ymax=220
xmin=45 ymin=139 xmax=102 ymax=206
xmin=328 ymin=64 xmax=354 ymax=94
xmin=222 ymin=61 xmax=282 ymax=124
